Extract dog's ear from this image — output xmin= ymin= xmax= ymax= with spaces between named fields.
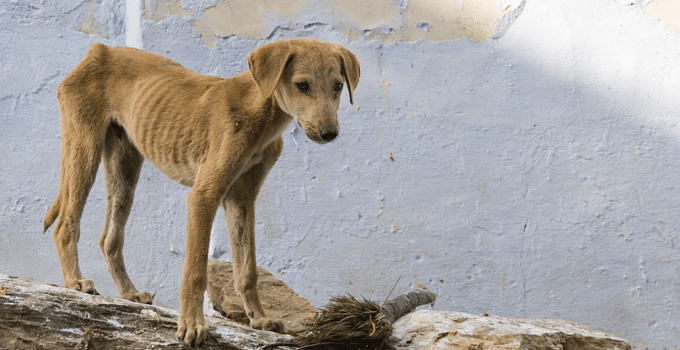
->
xmin=248 ymin=41 xmax=293 ymax=99
xmin=334 ymin=44 xmax=360 ymax=105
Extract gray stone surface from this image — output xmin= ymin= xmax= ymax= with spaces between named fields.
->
xmin=392 ymin=310 xmax=632 ymax=350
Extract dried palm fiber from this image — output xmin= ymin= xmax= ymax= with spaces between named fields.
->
xmin=294 ymin=289 xmax=436 ymax=350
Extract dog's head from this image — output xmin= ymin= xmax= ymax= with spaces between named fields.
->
xmin=248 ymin=38 xmax=360 ymax=144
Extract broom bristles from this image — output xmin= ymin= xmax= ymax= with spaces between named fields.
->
xmin=297 ymin=289 xmax=436 ymax=349
xmin=298 ymin=295 xmax=392 ymax=348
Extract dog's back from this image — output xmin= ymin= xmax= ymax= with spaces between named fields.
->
xmin=58 ymin=42 xmax=221 ymax=123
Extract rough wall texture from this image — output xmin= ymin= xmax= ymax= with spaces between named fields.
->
xmin=1 ymin=1 xmax=679 ymax=349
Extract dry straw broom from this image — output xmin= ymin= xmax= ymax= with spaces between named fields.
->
xmin=263 ymin=288 xmax=436 ymax=350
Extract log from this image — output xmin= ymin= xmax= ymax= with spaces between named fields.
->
xmin=0 ymin=272 xmax=632 ymax=350
xmin=0 ymin=274 xmax=294 ymax=349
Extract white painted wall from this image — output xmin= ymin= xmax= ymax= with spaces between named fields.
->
xmin=1 ymin=1 xmax=679 ymax=349
xmin=125 ymin=0 xmax=143 ymax=49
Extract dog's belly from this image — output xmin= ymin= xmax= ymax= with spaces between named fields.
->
xmin=146 ymin=149 xmax=262 ymax=189
xmin=150 ymin=158 xmax=197 ymax=187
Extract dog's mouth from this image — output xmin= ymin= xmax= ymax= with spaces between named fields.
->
xmin=294 ymin=117 xmax=339 ymax=144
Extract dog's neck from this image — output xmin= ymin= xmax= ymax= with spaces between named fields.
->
xmin=261 ymin=94 xmax=294 ymax=141
xmin=235 ymin=72 xmax=294 ymax=146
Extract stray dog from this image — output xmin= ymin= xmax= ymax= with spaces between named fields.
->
xmin=44 ymin=38 xmax=360 ymax=346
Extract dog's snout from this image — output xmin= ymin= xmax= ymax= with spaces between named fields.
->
xmin=321 ymin=130 xmax=338 ymax=142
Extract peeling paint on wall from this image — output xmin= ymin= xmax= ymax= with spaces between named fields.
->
xmin=144 ymin=0 xmax=191 ymax=21
xmin=644 ymin=0 xmax=680 ymax=33
xmin=78 ymin=0 xmax=109 ymax=38
xmin=199 ymin=0 xmax=308 ymax=46
xmin=333 ymin=0 xmax=524 ymax=43
xmin=143 ymin=0 xmax=525 ymax=48
xmin=76 ymin=0 xmax=125 ymax=41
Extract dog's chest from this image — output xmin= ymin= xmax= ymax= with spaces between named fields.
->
xmin=148 ymin=146 xmax=264 ymax=188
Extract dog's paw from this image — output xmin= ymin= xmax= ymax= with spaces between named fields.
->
xmin=68 ymin=279 xmax=98 ymax=295
xmin=177 ymin=315 xmax=209 ymax=347
xmin=250 ymin=317 xmax=286 ymax=334
xmin=122 ymin=291 xmax=154 ymax=305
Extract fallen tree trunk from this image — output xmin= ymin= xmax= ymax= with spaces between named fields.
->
xmin=0 ymin=274 xmax=294 ymax=349
xmin=0 ymin=273 xmax=631 ymax=350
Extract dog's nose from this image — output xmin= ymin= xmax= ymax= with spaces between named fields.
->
xmin=321 ymin=130 xmax=338 ymax=142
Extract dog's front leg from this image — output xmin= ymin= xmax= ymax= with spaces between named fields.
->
xmin=223 ymin=195 xmax=285 ymax=333
xmin=223 ymin=140 xmax=285 ymax=333
xmin=177 ymin=185 xmax=222 ymax=347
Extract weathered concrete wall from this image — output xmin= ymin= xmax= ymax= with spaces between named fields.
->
xmin=1 ymin=1 xmax=679 ymax=349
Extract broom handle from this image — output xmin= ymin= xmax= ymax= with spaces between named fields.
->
xmin=380 ymin=289 xmax=436 ymax=323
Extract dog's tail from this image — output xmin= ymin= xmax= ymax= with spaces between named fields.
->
xmin=44 ymin=194 xmax=61 ymax=233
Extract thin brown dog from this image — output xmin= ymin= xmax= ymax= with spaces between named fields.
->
xmin=43 ymin=38 xmax=360 ymax=346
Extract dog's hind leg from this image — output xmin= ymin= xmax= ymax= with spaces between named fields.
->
xmin=99 ymin=123 xmax=152 ymax=304
xmin=222 ymin=137 xmax=285 ymax=333
xmin=49 ymin=106 xmax=108 ymax=295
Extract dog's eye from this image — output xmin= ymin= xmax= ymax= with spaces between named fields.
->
xmin=333 ymin=82 xmax=343 ymax=93
xmin=296 ymin=82 xmax=310 ymax=95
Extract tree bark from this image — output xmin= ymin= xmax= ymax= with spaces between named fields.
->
xmin=0 ymin=274 xmax=294 ymax=349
